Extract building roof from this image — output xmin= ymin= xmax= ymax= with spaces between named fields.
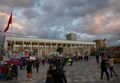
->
xmin=5 ymin=36 xmax=95 ymax=45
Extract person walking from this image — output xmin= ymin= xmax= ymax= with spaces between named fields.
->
xmin=11 ymin=64 xmax=18 ymax=79
xmin=42 ymin=59 xmax=45 ymax=66
xmin=6 ymin=64 xmax=12 ymax=80
xmin=53 ymin=66 xmax=67 ymax=83
xmin=45 ymin=66 xmax=54 ymax=83
xmin=95 ymin=52 xmax=100 ymax=64
xmin=26 ymin=61 xmax=32 ymax=80
xmin=100 ymin=59 xmax=110 ymax=81
xmin=108 ymin=56 xmax=118 ymax=77
xmin=35 ymin=58 xmax=40 ymax=73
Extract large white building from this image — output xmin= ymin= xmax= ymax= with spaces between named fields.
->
xmin=4 ymin=36 xmax=96 ymax=57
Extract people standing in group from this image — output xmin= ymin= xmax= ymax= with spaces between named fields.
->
xmin=45 ymin=65 xmax=67 ymax=83
xmin=108 ymin=56 xmax=118 ymax=77
xmin=45 ymin=57 xmax=67 ymax=83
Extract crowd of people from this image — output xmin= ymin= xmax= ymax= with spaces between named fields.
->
xmin=45 ymin=58 xmax=67 ymax=83
xmin=0 ymin=63 xmax=18 ymax=80
xmin=0 ymin=51 xmax=118 ymax=82
xmin=0 ymin=52 xmax=89 ymax=81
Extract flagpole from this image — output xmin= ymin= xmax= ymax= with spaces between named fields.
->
xmin=3 ymin=11 xmax=12 ymax=57
xmin=11 ymin=11 xmax=13 ymax=58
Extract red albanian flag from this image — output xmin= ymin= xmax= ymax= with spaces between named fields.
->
xmin=4 ymin=12 xmax=12 ymax=32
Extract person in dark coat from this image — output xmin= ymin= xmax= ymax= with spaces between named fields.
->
xmin=26 ymin=61 xmax=32 ymax=80
xmin=53 ymin=66 xmax=67 ymax=83
xmin=6 ymin=64 xmax=12 ymax=80
xmin=42 ymin=59 xmax=45 ymax=66
xmin=96 ymin=52 xmax=100 ymax=64
xmin=35 ymin=59 xmax=40 ymax=73
xmin=45 ymin=66 xmax=55 ymax=83
xmin=100 ymin=59 xmax=110 ymax=81
xmin=11 ymin=64 xmax=18 ymax=79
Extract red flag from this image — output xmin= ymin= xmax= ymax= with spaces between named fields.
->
xmin=4 ymin=12 xmax=12 ymax=32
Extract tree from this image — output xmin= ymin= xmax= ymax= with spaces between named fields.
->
xmin=56 ymin=47 xmax=63 ymax=55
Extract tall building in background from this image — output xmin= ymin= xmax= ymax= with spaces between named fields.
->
xmin=66 ymin=33 xmax=77 ymax=41
xmin=94 ymin=39 xmax=108 ymax=51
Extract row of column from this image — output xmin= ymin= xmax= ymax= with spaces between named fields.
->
xmin=5 ymin=41 xmax=95 ymax=57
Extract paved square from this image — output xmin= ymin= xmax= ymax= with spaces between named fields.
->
xmin=0 ymin=57 xmax=120 ymax=83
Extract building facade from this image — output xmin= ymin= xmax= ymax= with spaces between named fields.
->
xmin=4 ymin=36 xmax=96 ymax=57
xmin=94 ymin=39 xmax=108 ymax=51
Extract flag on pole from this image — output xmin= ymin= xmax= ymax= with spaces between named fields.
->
xmin=4 ymin=12 xmax=12 ymax=32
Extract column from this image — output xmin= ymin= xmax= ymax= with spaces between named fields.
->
xmin=10 ymin=41 xmax=12 ymax=51
xmin=38 ymin=42 xmax=40 ymax=57
xmin=30 ymin=41 xmax=32 ymax=51
xmin=70 ymin=44 xmax=72 ymax=54
xmin=56 ymin=43 xmax=58 ymax=50
xmin=66 ymin=44 xmax=68 ymax=55
xmin=77 ymin=45 xmax=79 ymax=55
xmin=4 ymin=40 xmax=8 ymax=51
xmin=55 ymin=43 xmax=57 ymax=51
xmin=50 ymin=43 xmax=52 ymax=52
xmin=13 ymin=41 xmax=15 ymax=51
xmin=22 ymin=41 xmax=24 ymax=51
xmin=44 ymin=43 xmax=46 ymax=56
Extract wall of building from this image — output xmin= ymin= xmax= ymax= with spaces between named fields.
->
xmin=94 ymin=39 xmax=108 ymax=51
xmin=4 ymin=36 xmax=96 ymax=58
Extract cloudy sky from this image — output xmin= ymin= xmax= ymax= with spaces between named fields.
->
xmin=0 ymin=0 xmax=120 ymax=45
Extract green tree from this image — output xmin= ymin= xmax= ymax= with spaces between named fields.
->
xmin=56 ymin=47 xmax=63 ymax=54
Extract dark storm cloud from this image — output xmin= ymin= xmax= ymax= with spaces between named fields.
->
xmin=65 ymin=0 xmax=109 ymax=17
xmin=26 ymin=0 xmax=119 ymax=44
xmin=38 ymin=0 xmax=110 ymax=37
xmin=41 ymin=0 xmax=109 ymax=18
xmin=0 ymin=0 xmax=39 ymax=8
xmin=0 ymin=0 xmax=120 ymax=46
xmin=22 ymin=9 xmax=39 ymax=19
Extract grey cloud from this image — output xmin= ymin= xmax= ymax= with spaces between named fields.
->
xmin=108 ymin=33 xmax=120 ymax=41
xmin=0 ymin=18 xmax=6 ymax=31
xmin=61 ymin=0 xmax=109 ymax=17
xmin=109 ymin=0 xmax=120 ymax=13
xmin=41 ymin=0 xmax=109 ymax=18
xmin=0 ymin=0 xmax=120 ymax=46
xmin=22 ymin=9 xmax=39 ymax=19
xmin=0 ymin=0 xmax=39 ymax=8
xmin=38 ymin=0 xmax=110 ymax=34
xmin=25 ymin=26 xmax=65 ymax=40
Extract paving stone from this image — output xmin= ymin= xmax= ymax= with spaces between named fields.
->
xmin=0 ymin=57 xmax=120 ymax=83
